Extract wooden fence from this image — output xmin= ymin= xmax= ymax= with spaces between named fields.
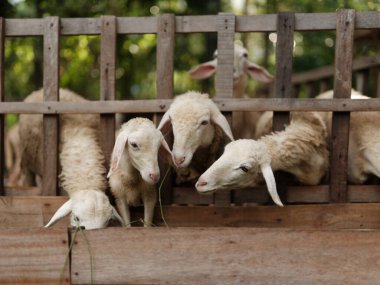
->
xmin=1 ymin=10 xmax=380 ymax=285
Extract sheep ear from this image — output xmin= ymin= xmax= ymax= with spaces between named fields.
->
xmin=210 ymin=108 xmax=234 ymax=141
xmin=111 ymin=206 xmax=125 ymax=226
xmin=159 ymin=138 xmax=174 ymax=166
xmin=44 ymin=199 xmax=72 ymax=228
xmin=157 ymin=111 xmax=171 ymax=132
xmin=107 ymin=131 xmax=129 ymax=178
xmin=188 ymin=59 xmax=217 ymax=80
xmin=260 ymin=163 xmax=284 ymax=207
xmin=246 ymin=61 xmax=273 ymax=83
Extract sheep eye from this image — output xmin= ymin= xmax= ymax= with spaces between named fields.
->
xmin=130 ymin=142 xmax=139 ymax=149
xmin=74 ymin=216 xmax=80 ymax=222
xmin=239 ymin=166 xmax=249 ymax=173
xmin=201 ymin=120 xmax=209 ymax=126
xmin=243 ymin=53 xmax=248 ymax=58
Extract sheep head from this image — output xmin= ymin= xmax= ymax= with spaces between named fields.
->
xmin=158 ymin=91 xmax=234 ymax=168
xmin=188 ymin=44 xmax=273 ymax=85
xmin=196 ymin=139 xmax=283 ymax=207
xmin=45 ymin=189 xmax=124 ymax=229
xmin=107 ymin=118 xmax=172 ymax=184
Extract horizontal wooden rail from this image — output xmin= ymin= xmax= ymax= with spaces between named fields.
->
xmin=4 ymin=12 xmax=380 ymax=36
xmin=3 ymin=98 xmax=380 ymax=113
xmin=292 ymin=53 xmax=380 ymax=84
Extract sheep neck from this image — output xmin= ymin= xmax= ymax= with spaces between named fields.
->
xmin=119 ymin=153 xmax=141 ymax=184
xmin=258 ymin=134 xmax=286 ymax=172
xmin=233 ymin=74 xmax=248 ymax=98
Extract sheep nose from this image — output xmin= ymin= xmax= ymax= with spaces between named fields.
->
xmin=149 ymin=172 xmax=160 ymax=183
xmin=196 ymin=179 xmax=208 ymax=188
xmin=174 ymin=155 xmax=186 ymax=166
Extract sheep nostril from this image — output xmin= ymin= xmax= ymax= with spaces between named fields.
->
xmin=174 ymin=156 xmax=186 ymax=166
xmin=149 ymin=173 xmax=160 ymax=182
xmin=196 ymin=180 xmax=208 ymax=188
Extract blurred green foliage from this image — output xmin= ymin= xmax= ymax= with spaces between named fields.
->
xmin=1 ymin=0 xmax=379 ymax=111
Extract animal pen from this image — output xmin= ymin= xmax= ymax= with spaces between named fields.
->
xmin=0 ymin=9 xmax=380 ymax=285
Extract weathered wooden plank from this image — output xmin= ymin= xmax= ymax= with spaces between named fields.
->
xmin=71 ymin=226 xmax=380 ymax=285
xmin=0 ymin=196 xmax=69 ymax=228
xmin=172 ymin=187 xmax=214 ymax=205
xmin=4 ymin=13 xmax=380 ymax=37
xmin=0 ymin=18 xmax=5 ymax=196
xmin=155 ymin=14 xmax=175 ymax=205
xmin=0 ymin=228 xmax=69 ymax=285
xmin=4 ymin=186 xmax=41 ymax=196
xmin=330 ymin=9 xmax=355 ymax=203
xmin=99 ymin=16 xmax=116 ymax=169
xmin=292 ymin=53 xmax=380 ymax=84
xmin=43 ymin=16 xmax=60 ymax=196
xmin=273 ymin=12 xmax=294 ymax=132
xmin=375 ymin=67 xmax=380 ymax=98
xmin=3 ymin=97 xmax=380 ymax=114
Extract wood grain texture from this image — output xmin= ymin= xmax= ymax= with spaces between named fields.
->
xmin=330 ymin=9 xmax=355 ymax=203
xmin=100 ymin=16 xmax=116 ymax=169
xmin=0 ymin=196 xmax=69 ymax=228
xmin=71 ymin=227 xmax=380 ymax=285
xmin=273 ymin=12 xmax=294 ymax=132
xmin=155 ymin=14 xmax=175 ymax=204
xmin=4 ymin=13 xmax=380 ymax=36
xmin=0 ymin=18 xmax=5 ymax=196
xmin=0 ymin=228 xmax=69 ymax=285
xmin=43 ymin=16 xmax=60 ymax=196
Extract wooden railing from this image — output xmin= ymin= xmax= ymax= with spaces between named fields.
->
xmin=1 ymin=10 xmax=380 ymax=206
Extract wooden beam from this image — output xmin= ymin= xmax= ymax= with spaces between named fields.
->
xmin=100 ymin=16 xmax=116 ymax=169
xmin=0 ymin=18 xmax=5 ymax=196
xmin=4 ymin=13 xmax=380 ymax=36
xmin=273 ymin=12 xmax=294 ymax=131
xmin=330 ymin=9 xmax=355 ymax=203
xmin=71 ymin=227 xmax=380 ymax=284
xmin=43 ymin=16 xmax=60 ymax=196
xmin=155 ymin=14 xmax=175 ymax=204
xmin=0 ymin=228 xmax=69 ymax=285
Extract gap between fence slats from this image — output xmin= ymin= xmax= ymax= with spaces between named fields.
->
xmin=0 ymin=18 xmax=5 ymax=196
xmin=100 ymin=16 xmax=116 ymax=170
xmin=329 ymin=9 xmax=355 ymax=203
xmin=43 ymin=16 xmax=59 ymax=196
xmin=155 ymin=14 xmax=175 ymax=204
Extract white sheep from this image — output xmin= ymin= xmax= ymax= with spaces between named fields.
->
xmin=188 ymin=44 xmax=273 ymax=138
xmin=107 ymin=117 xmax=172 ymax=227
xmin=196 ymin=111 xmax=329 ymax=206
xmin=5 ymin=123 xmax=22 ymax=186
xmin=19 ymin=88 xmax=123 ymax=229
xmin=158 ymin=91 xmax=234 ymax=184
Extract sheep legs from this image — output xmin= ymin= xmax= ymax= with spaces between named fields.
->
xmin=115 ymin=198 xmax=131 ymax=227
xmin=142 ymin=189 xmax=157 ymax=227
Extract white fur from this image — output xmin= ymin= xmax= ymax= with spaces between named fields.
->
xmin=196 ymin=112 xmax=329 ymax=205
xmin=19 ymin=88 xmax=122 ymax=229
xmin=108 ymin=117 xmax=172 ymax=227
xmin=188 ymin=44 xmax=273 ymax=139
xmin=158 ymin=91 xmax=234 ymax=184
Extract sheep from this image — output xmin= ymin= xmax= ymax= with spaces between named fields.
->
xmin=5 ymin=123 xmax=22 ymax=186
xmin=19 ymin=88 xmax=123 ymax=229
xmin=196 ymin=111 xmax=329 ymax=206
xmin=158 ymin=91 xmax=234 ymax=184
xmin=255 ymin=89 xmax=378 ymax=184
xmin=107 ymin=117 xmax=172 ymax=227
xmin=188 ymin=44 xmax=273 ymax=138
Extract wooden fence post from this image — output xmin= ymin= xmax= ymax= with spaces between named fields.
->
xmin=43 ymin=16 xmax=60 ymax=196
xmin=156 ymin=14 xmax=175 ymax=204
xmin=214 ymin=12 xmax=235 ymax=206
xmin=100 ymin=15 xmax=116 ymax=169
xmin=329 ymin=9 xmax=355 ymax=203
xmin=0 ymin=18 xmax=4 ymax=196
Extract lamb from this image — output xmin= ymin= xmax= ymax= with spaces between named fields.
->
xmin=107 ymin=118 xmax=172 ymax=227
xmin=158 ymin=91 xmax=234 ymax=184
xmin=5 ymin=123 xmax=22 ymax=185
xmin=188 ymin=44 xmax=273 ymax=138
xmin=19 ymin=88 xmax=123 ymax=229
xmin=196 ymin=111 xmax=329 ymax=206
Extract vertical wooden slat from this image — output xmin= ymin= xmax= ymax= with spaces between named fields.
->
xmin=375 ymin=67 xmax=380 ymax=98
xmin=320 ymin=79 xmax=330 ymax=93
xmin=0 ymin=18 xmax=4 ymax=195
xmin=305 ymin=81 xmax=318 ymax=98
xmin=156 ymin=14 xmax=175 ymax=204
xmin=273 ymin=12 xmax=295 ymax=132
xmin=355 ymin=70 xmax=369 ymax=94
xmin=100 ymin=16 xmax=116 ymax=169
xmin=214 ymin=13 xmax=235 ymax=206
xmin=329 ymin=9 xmax=355 ymax=203
xmin=43 ymin=16 xmax=60 ymax=196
